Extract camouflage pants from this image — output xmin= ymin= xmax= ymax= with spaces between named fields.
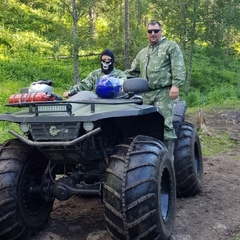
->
xmin=143 ymin=87 xmax=176 ymax=141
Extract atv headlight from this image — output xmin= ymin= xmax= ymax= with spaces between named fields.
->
xmin=20 ymin=123 xmax=31 ymax=133
xmin=83 ymin=122 xmax=94 ymax=132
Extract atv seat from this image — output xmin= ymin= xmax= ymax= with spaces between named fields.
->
xmin=67 ymin=91 xmax=98 ymax=101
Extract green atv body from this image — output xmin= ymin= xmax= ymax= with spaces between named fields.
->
xmin=0 ymin=78 xmax=203 ymax=240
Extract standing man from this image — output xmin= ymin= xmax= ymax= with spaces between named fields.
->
xmin=125 ymin=20 xmax=186 ymax=161
xmin=63 ymin=49 xmax=126 ymax=98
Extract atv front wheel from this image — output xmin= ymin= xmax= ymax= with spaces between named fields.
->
xmin=104 ymin=135 xmax=176 ymax=240
xmin=174 ymin=122 xmax=203 ymax=197
xmin=0 ymin=139 xmax=54 ymax=240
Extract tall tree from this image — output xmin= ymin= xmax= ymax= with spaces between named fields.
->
xmin=124 ymin=0 xmax=130 ymax=68
xmin=59 ymin=0 xmax=95 ymax=85
xmin=185 ymin=0 xmax=199 ymax=92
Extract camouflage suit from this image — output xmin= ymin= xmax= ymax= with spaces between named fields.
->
xmin=125 ymin=37 xmax=185 ymax=140
xmin=68 ymin=68 xmax=126 ymax=96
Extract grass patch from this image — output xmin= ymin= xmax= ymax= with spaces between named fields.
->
xmin=0 ymin=122 xmax=19 ymax=143
xmin=233 ymin=235 xmax=240 ymax=240
xmin=185 ymin=100 xmax=240 ymax=115
xmin=186 ymin=103 xmax=240 ymax=157
xmin=232 ymin=155 xmax=240 ymax=161
xmin=199 ymin=132 xmax=237 ymax=156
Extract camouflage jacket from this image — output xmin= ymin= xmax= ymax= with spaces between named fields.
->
xmin=125 ymin=37 xmax=186 ymax=89
xmin=68 ymin=68 xmax=126 ymax=96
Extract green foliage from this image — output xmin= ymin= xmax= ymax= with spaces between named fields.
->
xmin=0 ymin=0 xmax=239 ymax=109
xmin=183 ymin=89 xmax=207 ymax=107
xmin=0 ymin=81 xmax=26 ymax=142
xmin=189 ymin=45 xmax=240 ymax=89
xmin=207 ymin=84 xmax=239 ymax=104
xmin=183 ymin=83 xmax=240 ymax=108
xmin=0 ymin=57 xmax=71 ymax=90
xmin=0 ymin=122 xmax=19 ymax=143
xmin=233 ymin=235 xmax=240 ymax=240
xmin=182 ymin=43 xmax=240 ymax=107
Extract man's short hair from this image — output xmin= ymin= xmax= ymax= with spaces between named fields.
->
xmin=147 ymin=21 xmax=161 ymax=28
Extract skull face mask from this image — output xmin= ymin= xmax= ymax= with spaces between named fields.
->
xmin=100 ymin=49 xmax=115 ymax=74
xmin=101 ymin=60 xmax=113 ymax=74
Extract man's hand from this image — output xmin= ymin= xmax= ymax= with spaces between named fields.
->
xmin=63 ymin=91 xmax=70 ymax=98
xmin=169 ymin=85 xmax=179 ymax=100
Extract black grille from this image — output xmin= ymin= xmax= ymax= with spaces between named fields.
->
xmin=30 ymin=122 xmax=81 ymax=141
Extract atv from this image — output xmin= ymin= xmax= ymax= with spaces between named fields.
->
xmin=0 ymin=78 xmax=203 ymax=240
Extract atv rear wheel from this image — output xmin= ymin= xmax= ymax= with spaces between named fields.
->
xmin=104 ymin=135 xmax=176 ymax=240
xmin=0 ymin=139 xmax=54 ymax=240
xmin=174 ymin=122 xmax=203 ymax=197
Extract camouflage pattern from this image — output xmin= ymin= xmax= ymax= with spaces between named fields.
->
xmin=143 ymin=88 xmax=176 ymax=140
xmin=125 ymin=37 xmax=186 ymax=140
xmin=68 ymin=68 xmax=126 ymax=96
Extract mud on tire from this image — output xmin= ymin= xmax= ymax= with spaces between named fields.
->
xmin=174 ymin=122 xmax=203 ymax=197
xmin=104 ymin=135 xmax=176 ymax=240
xmin=0 ymin=139 xmax=54 ymax=240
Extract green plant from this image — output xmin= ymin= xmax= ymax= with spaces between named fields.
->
xmin=232 ymin=234 xmax=240 ymax=240
xmin=183 ymin=89 xmax=207 ymax=107
xmin=207 ymin=84 xmax=238 ymax=104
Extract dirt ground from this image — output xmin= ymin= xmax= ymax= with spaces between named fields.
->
xmin=28 ymin=108 xmax=240 ymax=240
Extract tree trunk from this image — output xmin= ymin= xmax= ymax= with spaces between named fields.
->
xmin=89 ymin=7 xmax=96 ymax=39
xmin=124 ymin=0 xmax=130 ymax=69
xmin=185 ymin=0 xmax=198 ymax=93
xmin=72 ymin=0 xmax=80 ymax=85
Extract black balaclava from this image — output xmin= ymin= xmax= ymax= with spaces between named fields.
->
xmin=100 ymin=49 xmax=114 ymax=74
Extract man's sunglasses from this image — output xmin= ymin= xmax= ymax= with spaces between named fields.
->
xmin=147 ymin=29 xmax=161 ymax=34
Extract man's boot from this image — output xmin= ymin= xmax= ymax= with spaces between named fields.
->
xmin=164 ymin=140 xmax=175 ymax=164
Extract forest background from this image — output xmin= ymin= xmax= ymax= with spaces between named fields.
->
xmin=0 ymin=0 xmax=240 ymax=240
xmin=1 ymin=0 xmax=240 ymax=104
xmin=0 ymin=0 xmax=239 ymax=130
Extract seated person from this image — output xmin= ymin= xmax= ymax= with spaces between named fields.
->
xmin=63 ymin=49 xmax=126 ymax=98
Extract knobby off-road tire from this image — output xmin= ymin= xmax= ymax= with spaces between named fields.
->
xmin=0 ymin=139 xmax=54 ymax=240
xmin=104 ymin=135 xmax=176 ymax=240
xmin=174 ymin=122 xmax=203 ymax=197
